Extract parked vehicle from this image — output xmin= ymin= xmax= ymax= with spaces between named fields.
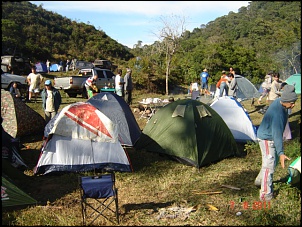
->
xmin=1 ymin=72 xmax=29 ymax=98
xmin=74 ymin=60 xmax=94 ymax=70
xmin=1 ymin=55 xmax=31 ymax=75
xmin=53 ymin=67 xmax=115 ymax=98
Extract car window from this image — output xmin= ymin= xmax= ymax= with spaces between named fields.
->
xmin=104 ymin=70 xmax=115 ymax=79
xmin=96 ymin=70 xmax=106 ymax=78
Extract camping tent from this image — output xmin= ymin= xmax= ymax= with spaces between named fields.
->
xmin=287 ymin=156 xmax=301 ymax=185
xmin=87 ymin=92 xmax=141 ymax=146
xmin=210 ymin=96 xmax=258 ymax=142
xmin=286 ymin=74 xmax=301 ymax=94
xmin=49 ymin=63 xmax=63 ymax=72
xmin=212 ymin=75 xmax=260 ymax=102
xmin=135 ymin=99 xmax=238 ymax=168
xmin=2 ymin=122 xmax=28 ymax=169
xmin=2 ymin=174 xmax=37 ymax=207
xmin=234 ymin=75 xmax=261 ymax=101
xmin=1 ymin=89 xmax=46 ymax=138
xmin=35 ymin=62 xmax=48 ymax=73
xmin=34 ymin=102 xmax=133 ymax=175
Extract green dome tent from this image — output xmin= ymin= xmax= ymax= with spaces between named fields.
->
xmin=135 ymin=99 xmax=239 ymax=168
xmin=2 ymin=174 xmax=37 ymax=207
xmin=285 ymin=74 xmax=301 ymax=94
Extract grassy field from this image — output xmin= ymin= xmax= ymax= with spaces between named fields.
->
xmin=2 ymin=74 xmax=301 ymax=226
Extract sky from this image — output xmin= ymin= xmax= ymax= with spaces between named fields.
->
xmin=30 ymin=1 xmax=250 ymax=48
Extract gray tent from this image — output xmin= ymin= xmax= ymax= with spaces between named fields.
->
xmin=87 ymin=92 xmax=141 ymax=147
xmin=234 ymin=75 xmax=261 ymax=101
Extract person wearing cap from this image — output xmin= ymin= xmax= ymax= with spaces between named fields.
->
xmin=200 ymin=68 xmax=210 ymax=95
xmin=254 ymin=84 xmax=297 ymax=201
xmin=41 ymin=80 xmax=62 ymax=124
xmin=124 ymin=68 xmax=133 ymax=105
xmin=27 ymin=66 xmax=44 ymax=102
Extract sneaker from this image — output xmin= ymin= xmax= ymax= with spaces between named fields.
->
xmin=260 ymin=192 xmax=274 ymax=201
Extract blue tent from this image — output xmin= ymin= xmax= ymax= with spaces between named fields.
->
xmin=35 ymin=62 xmax=47 ymax=73
xmin=50 ymin=63 xmax=59 ymax=72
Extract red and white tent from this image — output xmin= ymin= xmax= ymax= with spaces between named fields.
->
xmin=34 ymin=102 xmax=132 ymax=175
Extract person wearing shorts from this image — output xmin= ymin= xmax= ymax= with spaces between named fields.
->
xmin=200 ymin=68 xmax=210 ymax=95
xmin=27 ymin=66 xmax=44 ymax=102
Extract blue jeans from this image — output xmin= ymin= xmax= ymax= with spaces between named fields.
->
xmin=219 ymin=82 xmax=228 ymax=97
xmin=201 ymin=81 xmax=208 ymax=89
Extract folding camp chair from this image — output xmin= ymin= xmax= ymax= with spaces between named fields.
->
xmin=79 ymin=173 xmax=119 ymax=225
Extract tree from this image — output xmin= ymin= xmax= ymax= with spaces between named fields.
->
xmin=153 ymin=14 xmax=187 ymax=95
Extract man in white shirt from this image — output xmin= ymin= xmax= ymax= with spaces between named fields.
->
xmin=27 ymin=66 xmax=44 ymax=102
xmin=115 ymin=69 xmax=124 ymax=97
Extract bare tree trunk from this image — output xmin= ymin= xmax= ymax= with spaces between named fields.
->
xmin=152 ymin=14 xmax=187 ymax=96
xmin=166 ymin=56 xmax=171 ymax=95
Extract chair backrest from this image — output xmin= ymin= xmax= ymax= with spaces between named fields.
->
xmin=79 ymin=172 xmax=119 ymax=225
xmin=80 ymin=173 xmax=115 ymax=199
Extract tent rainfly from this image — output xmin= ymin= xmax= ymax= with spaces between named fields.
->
xmin=135 ymin=99 xmax=239 ymax=168
xmin=2 ymin=174 xmax=37 ymax=207
xmin=210 ymin=96 xmax=258 ymax=142
xmin=34 ymin=102 xmax=133 ymax=175
xmin=285 ymin=74 xmax=301 ymax=94
xmin=1 ymin=89 xmax=46 ymax=138
xmin=87 ymin=92 xmax=141 ymax=146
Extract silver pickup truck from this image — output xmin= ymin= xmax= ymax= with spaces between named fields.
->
xmin=53 ymin=67 xmax=115 ymax=98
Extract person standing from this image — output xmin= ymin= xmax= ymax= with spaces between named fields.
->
xmin=229 ymin=67 xmax=235 ymax=76
xmin=66 ymin=59 xmax=70 ymax=73
xmin=216 ymin=70 xmax=230 ymax=97
xmin=267 ymin=72 xmax=282 ymax=105
xmin=200 ymin=68 xmax=210 ymax=95
xmin=124 ymin=68 xmax=133 ymax=105
xmin=46 ymin=59 xmax=50 ymax=73
xmin=258 ymin=73 xmax=272 ymax=105
xmin=254 ymin=84 xmax=297 ymax=201
xmin=41 ymin=80 xmax=62 ymax=124
xmin=27 ymin=66 xmax=44 ymax=102
xmin=228 ymin=73 xmax=237 ymax=98
xmin=115 ymin=69 xmax=124 ymax=97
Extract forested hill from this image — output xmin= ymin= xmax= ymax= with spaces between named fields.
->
xmin=167 ymin=1 xmax=300 ymax=84
xmin=2 ymin=1 xmax=134 ymax=63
